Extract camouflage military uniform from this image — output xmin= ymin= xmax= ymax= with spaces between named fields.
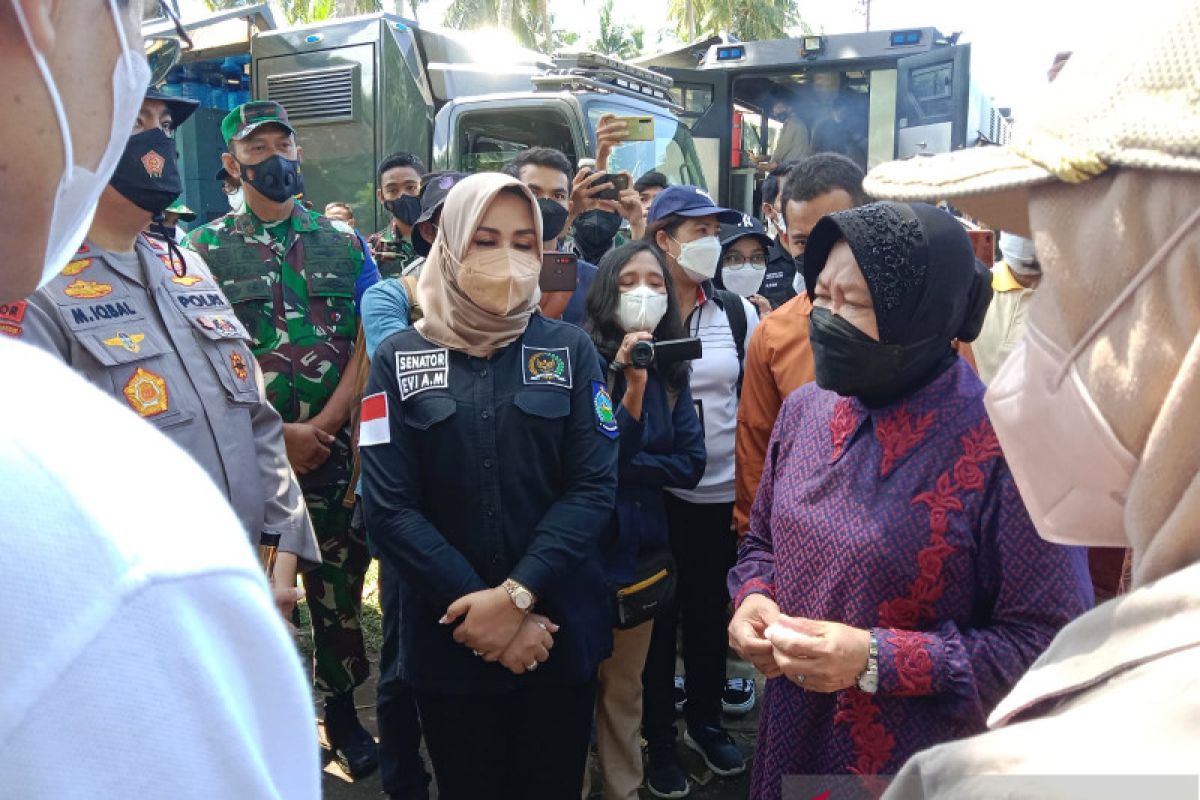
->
xmin=366 ymin=225 xmax=417 ymax=281
xmin=186 ymin=205 xmax=373 ymax=696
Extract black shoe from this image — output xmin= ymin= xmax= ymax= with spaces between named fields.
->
xmin=645 ymin=754 xmax=690 ymax=798
xmin=324 ymin=692 xmax=380 ymax=780
xmin=721 ymin=676 xmax=757 ymax=716
xmin=683 ymin=725 xmax=745 ymax=777
xmin=673 ymin=674 xmax=687 ymax=714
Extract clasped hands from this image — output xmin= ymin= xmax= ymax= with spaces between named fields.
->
xmin=728 ymin=594 xmax=869 ymax=692
xmin=440 ymin=586 xmax=557 ymax=675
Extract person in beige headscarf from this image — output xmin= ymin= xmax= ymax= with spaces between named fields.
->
xmin=861 ymin=2 xmax=1200 ymax=796
xmin=358 ymin=172 xmax=620 ymax=798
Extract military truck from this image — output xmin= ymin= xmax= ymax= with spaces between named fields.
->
xmin=144 ymin=7 xmax=706 ymax=234
xmin=641 ymin=29 xmax=1012 ymax=213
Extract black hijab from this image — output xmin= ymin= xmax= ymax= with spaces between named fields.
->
xmin=802 ymin=201 xmax=992 ymax=406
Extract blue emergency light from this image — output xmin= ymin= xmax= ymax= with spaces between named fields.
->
xmin=305 ymin=33 xmax=323 ymax=44
xmin=890 ymin=30 xmax=922 ymax=46
xmin=716 ymin=46 xmax=745 ymax=61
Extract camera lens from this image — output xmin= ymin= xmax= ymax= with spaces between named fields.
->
xmin=630 ymin=340 xmax=655 ymax=368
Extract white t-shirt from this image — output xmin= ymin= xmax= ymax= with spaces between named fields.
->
xmin=668 ymin=292 xmax=759 ymax=504
xmin=0 ymin=337 xmax=320 ymax=799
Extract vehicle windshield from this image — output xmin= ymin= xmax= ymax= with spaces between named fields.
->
xmin=584 ymin=101 xmax=707 ymax=190
xmin=454 ymin=105 xmax=578 ymax=173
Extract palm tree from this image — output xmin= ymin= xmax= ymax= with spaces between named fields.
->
xmin=667 ymin=0 xmax=798 ymax=42
xmin=592 ymin=0 xmax=644 ymax=59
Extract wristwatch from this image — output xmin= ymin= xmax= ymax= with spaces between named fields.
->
xmin=856 ymin=631 xmax=879 ymax=693
xmin=502 ymin=579 xmax=535 ymax=613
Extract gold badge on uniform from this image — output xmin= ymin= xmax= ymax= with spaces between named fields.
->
xmin=61 ymin=258 xmax=92 ymax=276
xmin=103 ymin=332 xmax=145 ymax=354
xmin=64 ymin=279 xmax=113 ymax=299
xmin=522 ymin=345 xmax=572 ymax=389
xmin=123 ymin=367 xmax=168 ymax=417
xmin=171 ymin=275 xmax=204 ymax=286
xmin=141 ymin=150 xmax=166 ymax=178
xmin=230 ymin=352 xmax=249 ymax=380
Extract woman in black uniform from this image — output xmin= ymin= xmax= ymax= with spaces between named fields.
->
xmin=360 ymin=172 xmax=619 ymax=799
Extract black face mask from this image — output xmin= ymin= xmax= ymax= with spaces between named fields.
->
xmin=573 ymin=209 xmax=622 ymax=252
xmin=537 ymin=198 xmax=569 ymax=242
xmin=109 ymin=129 xmax=182 ymax=215
xmin=237 ymin=154 xmax=302 ymax=203
xmin=809 ymin=307 xmax=947 ymax=406
xmin=385 ymin=194 xmax=423 ymax=227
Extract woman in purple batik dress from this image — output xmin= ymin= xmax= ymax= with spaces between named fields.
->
xmin=727 ymin=202 xmax=1095 ymax=799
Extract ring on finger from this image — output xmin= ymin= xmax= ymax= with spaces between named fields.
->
xmin=526 ymin=661 xmax=538 ymax=671
xmin=472 ymin=650 xmax=482 ymax=657
xmin=791 ymin=672 xmax=806 ymax=686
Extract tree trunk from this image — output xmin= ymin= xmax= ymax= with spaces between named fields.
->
xmin=498 ymin=0 xmax=515 ymax=31
xmin=540 ymin=0 xmax=552 ymax=52
xmin=685 ymin=0 xmax=696 ymax=40
xmin=333 ymin=0 xmax=357 ymax=16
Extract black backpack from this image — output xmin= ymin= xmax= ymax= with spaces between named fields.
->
xmin=713 ymin=289 xmax=749 ymax=393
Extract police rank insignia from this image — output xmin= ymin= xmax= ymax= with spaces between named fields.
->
xmin=61 ymin=258 xmax=92 ymax=276
xmin=0 ymin=301 xmax=26 ymax=337
xmin=123 ymin=367 xmax=168 ymax=417
xmin=171 ymin=275 xmax=204 ymax=287
xmin=523 ymin=345 xmax=572 ymax=389
xmin=592 ymin=380 xmax=618 ymax=439
xmin=103 ymin=332 xmax=145 ymax=353
xmin=396 ymin=348 xmax=449 ymax=400
xmin=141 ymin=150 xmax=166 ymax=178
xmin=230 ymin=352 xmax=249 ymax=380
xmin=64 ymin=279 xmax=113 ymax=299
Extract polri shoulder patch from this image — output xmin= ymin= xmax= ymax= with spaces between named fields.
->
xmin=523 ymin=345 xmax=572 ymax=389
xmin=0 ymin=301 xmax=27 ymax=337
xmin=592 ymin=380 xmax=618 ymax=439
xmin=396 ymin=347 xmax=449 ymax=400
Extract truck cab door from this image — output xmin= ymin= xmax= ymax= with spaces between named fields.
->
xmin=652 ymin=67 xmax=730 ymax=203
xmin=894 ymin=44 xmax=971 ymax=158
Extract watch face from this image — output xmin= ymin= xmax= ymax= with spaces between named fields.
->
xmin=515 ymin=590 xmax=533 ymax=610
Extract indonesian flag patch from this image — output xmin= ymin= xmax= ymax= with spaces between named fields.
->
xmin=359 ymin=391 xmax=390 ymax=447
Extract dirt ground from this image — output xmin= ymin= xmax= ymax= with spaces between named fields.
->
xmin=318 ymin=655 xmax=761 ymax=800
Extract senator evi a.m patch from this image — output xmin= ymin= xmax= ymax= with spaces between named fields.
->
xmin=591 ymin=380 xmax=618 ymax=439
xmin=523 ymin=345 xmax=572 ymax=389
xmin=396 ymin=348 xmax=449 ymax=400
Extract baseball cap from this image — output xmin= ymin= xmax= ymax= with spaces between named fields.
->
xmin=719 ymin=215 xmax=772 ymax=251
xmin=412 ymin=172 xmax=468 ymax=257
xmin=647 ymin=185 xmax=742 ymax=225
xmin=164 ymin=198 xmax=197 ymax=221
xmin=221 ymin=101 xmax=295 ymax=145
xmin=145 ymin=87 xmax=198 ymax=129
xmin=863 ymin=0 xmax=1200 ymax=237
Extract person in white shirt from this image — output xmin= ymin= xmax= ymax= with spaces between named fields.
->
xmin=640 ymin=186 xmax=759 ymax=798
xmin=0 ymin=2 xmax=319 ymax=796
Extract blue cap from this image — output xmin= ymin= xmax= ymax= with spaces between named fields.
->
xmin=719 ymin=215 xmax=772 ymax=250
xmin=647 ymin=185 xmax=742 ymax=225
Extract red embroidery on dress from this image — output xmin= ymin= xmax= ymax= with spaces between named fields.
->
xmin=734 ymin=578 xmax=776 ymax=608
xmin=837 ymin=419 xmax=1003 ymax=774
xmin=829 ymin=398 xmax=858 ymax=462
xmin=874 ymin=406 xmax=937 ymax=477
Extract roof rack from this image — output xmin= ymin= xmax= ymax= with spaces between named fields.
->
xmin=534 ymin=50 xmax=680 ymax=111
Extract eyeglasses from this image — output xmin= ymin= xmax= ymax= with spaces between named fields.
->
xmin=721 ymin=253 xmax=767 ymax=269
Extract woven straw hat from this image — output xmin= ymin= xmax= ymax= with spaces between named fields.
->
xmin=864 ymin=0 xmax=1200 ymax=235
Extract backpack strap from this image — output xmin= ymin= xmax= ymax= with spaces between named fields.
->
xmin=713 ymin=289 xmax=748 ymax=394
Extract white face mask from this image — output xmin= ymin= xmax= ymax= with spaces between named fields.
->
xmin=670 ymin=234 xmax=722 ymax=283
xmin=617 ymin=285 xmax=669 ymax=333
xmin=792 ymin=270 xmax=806 ymax=296
xmin=12 ymin=0 xmax=149 ymax=289
xmin=983 ymin=205 xmax=1200 ymax=547
xmin=721 ymin=264 xmax=766 ymax=297
xmin=765 ymin=208 xmax=786 ymax=239
xmin=227 ymin=188 xmax=245 ymax=212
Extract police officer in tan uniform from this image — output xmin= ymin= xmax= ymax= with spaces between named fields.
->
xmin=16 ymin=87 xmax=320 ymax=608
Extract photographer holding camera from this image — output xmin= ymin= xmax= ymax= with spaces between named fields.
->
xmin=584 ymin=241 xmax=706 ymax=799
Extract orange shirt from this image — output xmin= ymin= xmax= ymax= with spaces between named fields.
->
xmin=734 ymin=294 xmax=814 ymax=535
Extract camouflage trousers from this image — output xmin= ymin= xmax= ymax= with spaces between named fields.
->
xmin=302 ymin=480 xmax=371 ymax=696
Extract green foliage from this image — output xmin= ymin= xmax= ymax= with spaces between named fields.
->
xmin=667 ymin=0 xmax=798 ymax=42
xmin=592 ymin=0 xmax=644 ymax=59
